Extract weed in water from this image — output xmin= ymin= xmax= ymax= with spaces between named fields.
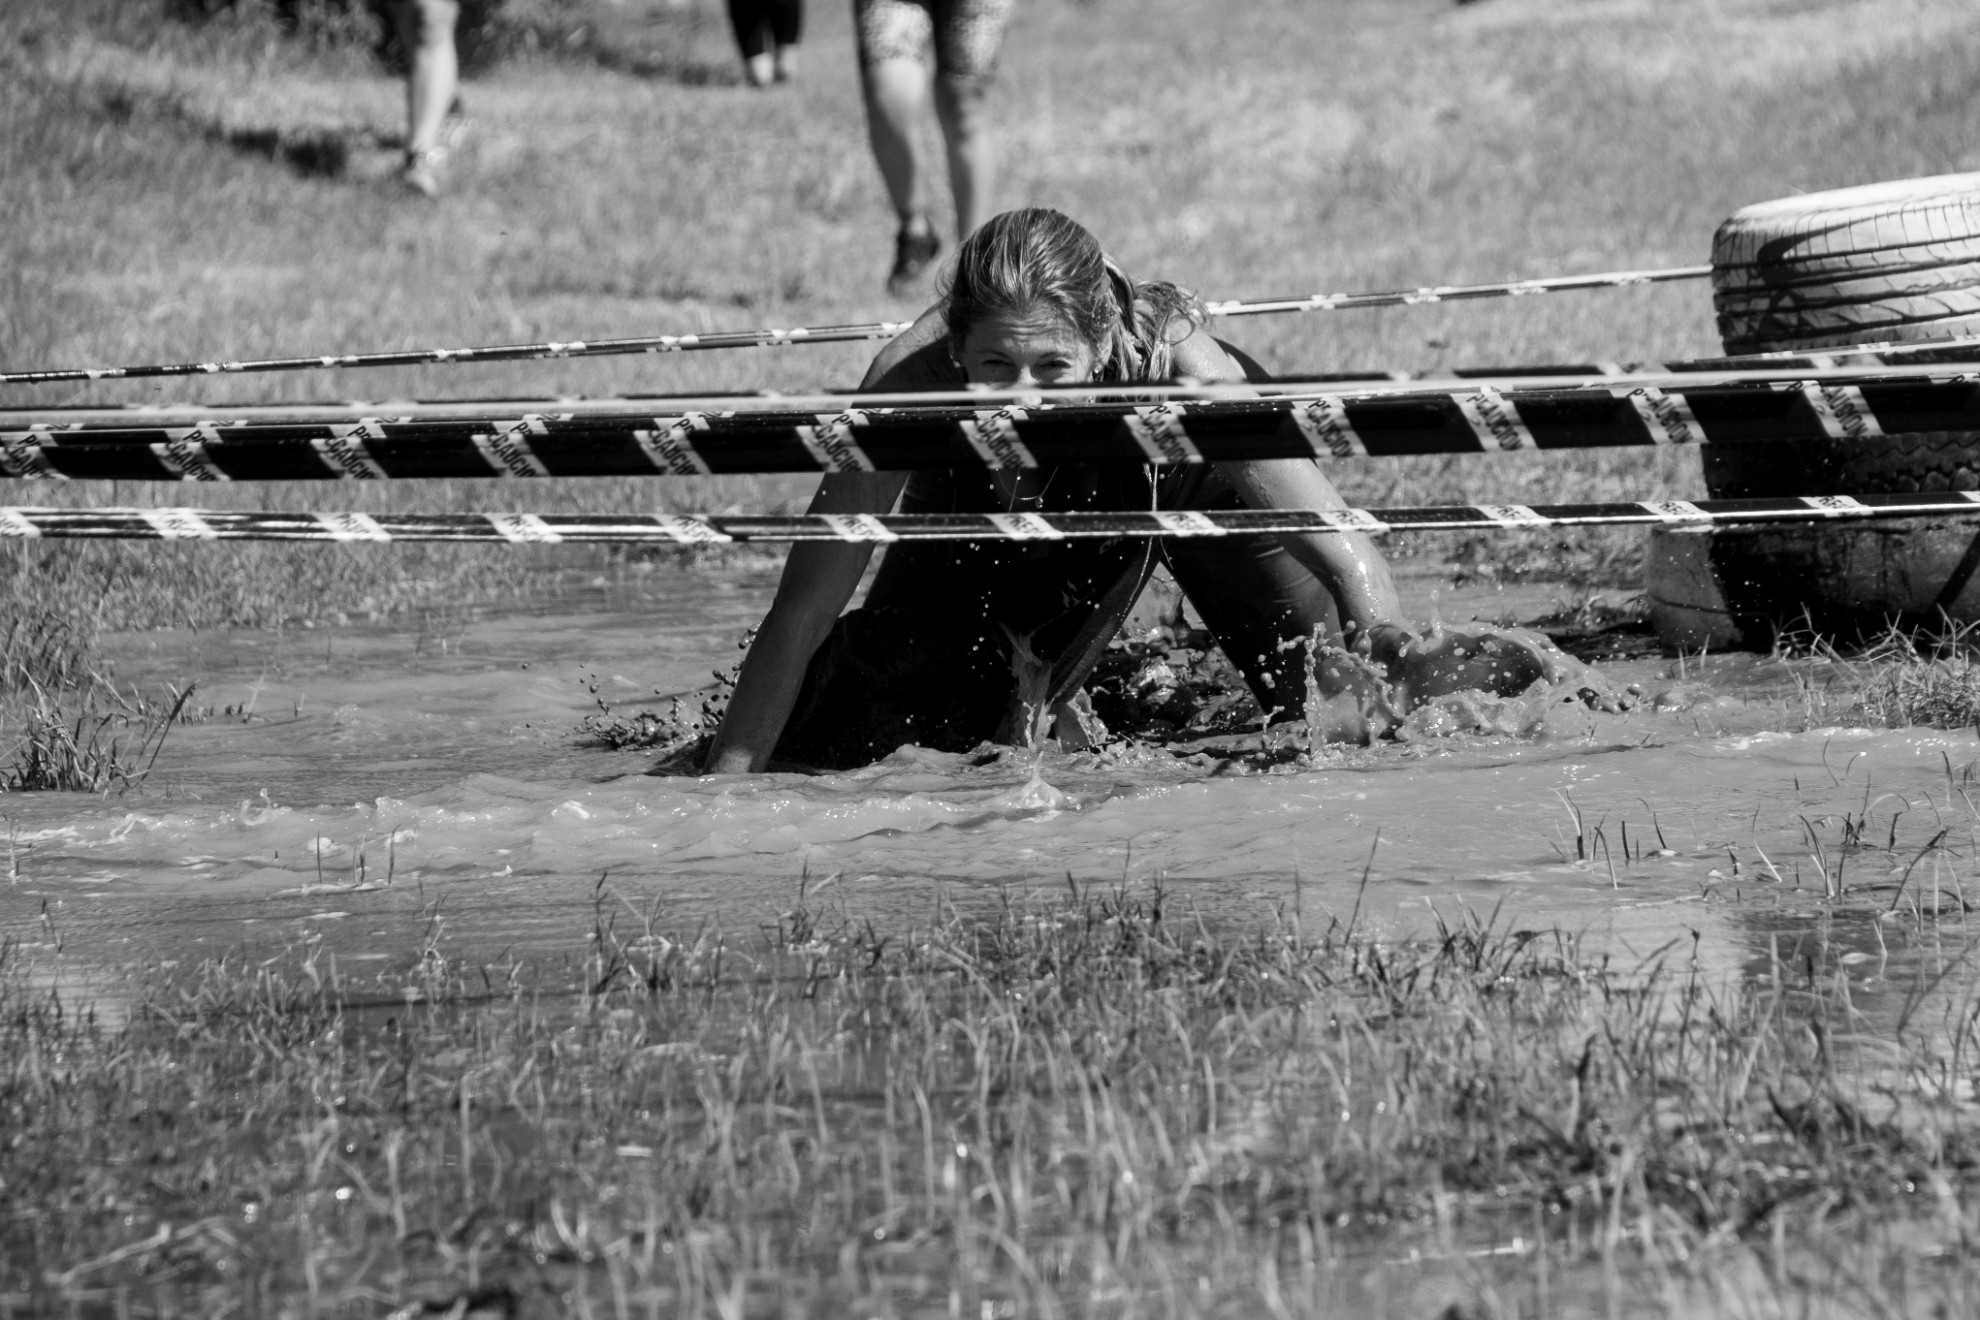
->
xmin=1 ymin=611 xmax=194 ymax=792
xmin=1786 ymin=622 xmax=1980 ymax=732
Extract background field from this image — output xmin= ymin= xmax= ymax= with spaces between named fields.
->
xmin=4 ymin=0 xmax=1980 ymax=626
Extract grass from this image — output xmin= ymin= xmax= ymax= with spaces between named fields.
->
xmin=6 ymin=0 xmax=1980 ymax=628
xmin=1 ymin=610 xmax=192 ymax=792
xmin=1786 ymin=623 xmax=1980 ymax=733
xmin=1 ymin=880 xmax=1976 ymax=1317
xmin=0 ymin=675 xmax=191 ymax=793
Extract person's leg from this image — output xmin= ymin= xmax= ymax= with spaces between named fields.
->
xmin=855 ymin=0 xmax=942 ymax=290
xmin=861 ymin=57 xmax=931 ymax=226
xmin=770 ymin=0 xmax=804 ymax=81
xmin=1166 ymin=534 xmax=1344 ymax=719
xmin=393 ymin=0 xmax=461 ymax=195
xmin=1159 ymin=454 xmax=1400 ymax=741
xmin=931 ymin=74 xmax=990 ymax=239
xmin=727 ymin=0 xmax=777 ymax=86
xmin=928 ymin=0 xmax=1011 ymax=240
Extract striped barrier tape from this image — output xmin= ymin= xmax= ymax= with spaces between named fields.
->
xmin=3 ymin=376 xmax=1976 ymax=481
xmin=7 ymin=332 xmax=1977 ymax=414
xmin=0 ymin=493 xmax=1976 ymax=544
xmin=10 ymin=355 xmax=1980 ymax=432
xmin=0 ymin=265 xmax=1710 ymax=386
xmin=2 ymin=335 xmax=1976 ymax=448
xmin=1296 ymin=335 xmax=1980 ymax=384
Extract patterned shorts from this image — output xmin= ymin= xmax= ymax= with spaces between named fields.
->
xmin=853 ymin=0 xmax=1016 ymax=85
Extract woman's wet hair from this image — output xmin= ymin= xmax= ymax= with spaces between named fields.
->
xmin=940 ymin=208 xmax=1203 ymax=382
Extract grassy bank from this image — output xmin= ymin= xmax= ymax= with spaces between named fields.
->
xmin=3 ymin=883 xmax=1976 ymax=1317
xmin=5 ymin=0 xmax=1980 ymax=626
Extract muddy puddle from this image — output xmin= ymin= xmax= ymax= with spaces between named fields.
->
xmin=2 ymin=560 xmax=1974 ymax=1024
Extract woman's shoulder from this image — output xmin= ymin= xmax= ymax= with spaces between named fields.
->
xmin=1169 ymin=319 xmax=1259 ymax=384
xmin=861 ymin=304 xmax=964 ymax=391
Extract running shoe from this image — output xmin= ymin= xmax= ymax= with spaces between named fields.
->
xmin=401 ymin=148 xmax=442 ymax=199
xmin=437 ymin=97 xmax=472 ymax=154
xmin=886 ymin=224 xmax=941 ymax=296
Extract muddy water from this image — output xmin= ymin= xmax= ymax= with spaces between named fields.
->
xmin=2 ymin=562 xmax=1973 ymax=1017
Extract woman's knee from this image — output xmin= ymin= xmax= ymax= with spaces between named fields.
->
xmin=863 ymin=56 xmax=929 ymax=111
xmin=933 ymin=74 xmax=988 ymax=133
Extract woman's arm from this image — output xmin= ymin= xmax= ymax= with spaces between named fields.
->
xmin=702 ymin=471 xmax=909 ymax=772
xmin=1171 ymin=328 xmax=1404 ymax=630
xmin=702 ymin=305 xmax=952 ymax=773
xmin=1174 ymin=329 xmax=1631 ymax=718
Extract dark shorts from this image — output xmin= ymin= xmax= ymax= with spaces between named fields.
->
xmin=853 ymin=0 xmax=1015 ymax=84
xmin=1162 ymin=477 xmax=1343 ymax=720
xmin=776 ymin=605 xmax=1012 ymax=770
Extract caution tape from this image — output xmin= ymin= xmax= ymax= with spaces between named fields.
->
xmin=0 ymin=265 xmax=1710 ymax=387
xmin=2 ymin=493 xmax=1977 ymax=544
xmin=12 ymin=354 xmax=1980 ymax=434
xmin=6 ymin=375 xmax=1980 ymax=480
xmin=1307 ymin=335 xmax=1980 ymax=384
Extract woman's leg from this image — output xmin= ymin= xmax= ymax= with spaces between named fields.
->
xmin=855 ymin=0 xmax=941 ymax=290
xmin=770 ymin=0 xmax=804 ymax=80
xmin=392 ymin=0 xmax=461 ymax=196
xmin=1165 ymin=534 xmax=1345 ymax=720
xmin=861 ymin=57 xmax=932 ymax=228
xmin=928 ymin=0 xmax=1012 ymax=240
xmin=1159 ymin=446 xmax=1405 ymax=741
xmin=727 ymin=0 xmax=777 ymax=86
xmin=931 ymin=74 xmax=990 ymax=239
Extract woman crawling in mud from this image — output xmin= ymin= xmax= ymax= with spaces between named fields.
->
xmin=704 ymin=207 xmax=1619 ymax=773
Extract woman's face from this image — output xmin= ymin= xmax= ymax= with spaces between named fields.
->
xmin=955 ymin=308 xmax=1100 ymax=388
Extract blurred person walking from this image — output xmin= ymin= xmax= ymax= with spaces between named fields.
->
xmin=854 ymin=0 xmax=1015 ymax=294
xmin=390 ymin=0 xmax=464 ymax=197
xmin=727 ymin=0 xmax=804 ymax=86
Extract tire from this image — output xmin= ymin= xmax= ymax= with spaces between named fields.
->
xmin=1711 ymin=173 xmax=1980 ymax=280
xmin=1648 ymin=176 xmax=1980 ymax=650
xmin=1648 ymin=517 xmax=1980 ymax=651
xmin=1717 ymin=283 xmax=1980 ymax=349
xmin=1714 ymin=263 xmax=1980 ymax=318
xmin=1712 ymin=176 xmax=1980 ymax=352
xmin=1713 ymin=253 xmax=1980 ymax=300
xmin=1719 ymin=310 xmax=1980 ymax=358
xmin=1703 ymin=175 xmax=1980 ymax=497
xmin=1700 ymin=431 xmax=1980 ymax=500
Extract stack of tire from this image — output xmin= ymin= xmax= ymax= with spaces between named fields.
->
xmin=1647 ymin=173 xmax=1980 ymax=650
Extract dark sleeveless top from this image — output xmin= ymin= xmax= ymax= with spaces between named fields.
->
xmin=773 ymin=337 xmax=1342 ymax=769
xmin=776 ymin=341 xmax=1159 ymax=766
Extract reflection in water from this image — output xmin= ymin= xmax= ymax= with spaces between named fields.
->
xmin=1 ymin=565 xmax=1975 ymax=1015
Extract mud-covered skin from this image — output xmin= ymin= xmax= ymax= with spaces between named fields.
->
xmin=1091 ymin=619 xmax=1636 ymax=750
xmin=1360 ymin=621 xmax=1637 ymax=718
xmin=1238 ymin=620 xmax=1637 ymax=747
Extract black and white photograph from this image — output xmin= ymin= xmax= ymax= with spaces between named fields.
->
xmin=3 ymin=0 xmax=1979 ymax=1314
